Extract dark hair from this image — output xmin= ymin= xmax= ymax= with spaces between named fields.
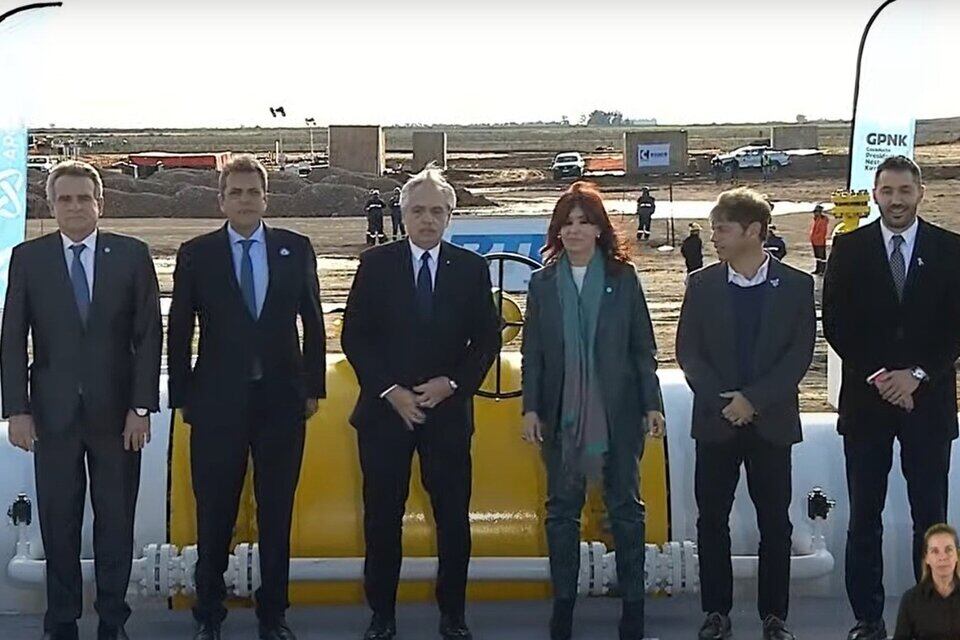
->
xmin=875 ymin=155 xmax=922 ymax=186
xmin=921 ymin=523 xmax=960 ymax=584
xmin=709 ymin=187 xmax=772 ymax=239
xmin=541 ymin=181 xmax=631 ymax=266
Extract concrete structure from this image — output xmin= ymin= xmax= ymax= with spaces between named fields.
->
xmin=623 ymin=130 xmax=689 ymax=176
xmin=328 ymin=125 xmax=384 ymax=175
xmin=412 ymin=131 xmax=447 ymax=172
xmin=771 ymin=124 xmax=819 ymax=150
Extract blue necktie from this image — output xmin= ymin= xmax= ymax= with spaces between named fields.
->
xmin=416 ymin=252 xmax=433 ymax=319
xmin=239 ymin=239 xmax=257 ymax=318
xmin=70 ymin=244 xmax=90 ymax=324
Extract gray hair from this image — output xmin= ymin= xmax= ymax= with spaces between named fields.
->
xmin=400 ymin=165 xmax=456 ymax=213
xmin=46 ymin=160 xmax=104 ymax=203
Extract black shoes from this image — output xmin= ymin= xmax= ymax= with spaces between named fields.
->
xmin=97 ymin=624 xmax=130 ymax=640
xmin=439 ymin=614 xmax=472 ymax=639
xmin=362 ymin=613 xmax=397 ymax=640
xmin=847 ymin=620 xmax=888 ymax=640
xmin=259 ymin=618 xmax=297 ymax=640
xmin=193 ymin=621 xmax=221 ymax=640
xmin=550 ymin=599 xmax=575 ymax=640
xmin=762 ymin=615 xmax=796 ymax=640
xmin=619 ymin=599 xmax=644 ymax=640
xmin=699 ymin=612 xmax=732 ymax=640
xmin=42 ymin=623 xmax=78 ymax=640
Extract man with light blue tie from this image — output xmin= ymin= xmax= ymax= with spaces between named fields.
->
xmin=2 ymin=160 xmax=161 ymax=640
xmin=167 ymin=154 xmax=326 ymax=640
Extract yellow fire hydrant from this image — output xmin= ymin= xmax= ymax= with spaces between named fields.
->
xmin=830 ymin=189 xmax=871 ymax=235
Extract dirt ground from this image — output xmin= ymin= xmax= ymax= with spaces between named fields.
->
xmin=28 ymin=159 xmax=960 ymax=413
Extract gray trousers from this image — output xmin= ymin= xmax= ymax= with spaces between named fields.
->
xmin=541 ymin=437 xmax=646 ymax=602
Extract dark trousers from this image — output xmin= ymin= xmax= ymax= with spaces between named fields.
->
xmin=812 ymin=245 xmax=827 ymax=274
xmin=34 ymin=400 xmax=140 ymax=631
xmin=541 ymin=438 xmax=646 ymax=604
xmin=695 ymin=431 xmax=793 ymax=620
xmin=390 ymin=213 xmax=405 ymax=238
xmin=366 ymin=211 xmax=385 ymax=243
xmin=637 ymin=212 xmax=653 ymax=235
xmin=843 ymin=426 xmax=951 ymax=623
xmin=190 ymin=383 xmax=306 ymax=625
xmin=358 ymin=414 xmax=473 ymax=618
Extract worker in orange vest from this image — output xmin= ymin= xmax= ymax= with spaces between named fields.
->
xmin=810 ymin=204 xmax=830 ymax=275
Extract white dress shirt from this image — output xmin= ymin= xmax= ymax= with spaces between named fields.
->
xmin=61 ymin=229 xmax=97 ymax=296
xmin=880 ymin=217 xmax=918 ymax=278
xmin=380 ymin=240 xmax=444 ymax=399
xmin=227 ymin=222 xmax=269 ymax=316
xmin=409 ymin=239 xmax=440 ymax=287
xmin=727 ymin=254 xmax=770 ymax=288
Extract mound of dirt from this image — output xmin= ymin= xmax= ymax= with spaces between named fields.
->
xmin=26 ymin=193 xmax=48 ymax=219
xmin=103 ymin=189 xmax=175 ymax=218
xmin=293 ymin=183 xmax=369 ymax=217
xmin=101 ymin=171 xmax=179 ymax=196
xmin=171 ymin=185 xmax=220 ymax=218
xmin=150 ymin=169 xmax=219 ymax=189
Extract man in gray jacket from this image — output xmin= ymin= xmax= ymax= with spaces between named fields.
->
xmin=676 ymin=187 xmax=815 ymax=640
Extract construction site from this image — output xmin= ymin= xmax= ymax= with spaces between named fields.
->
xmin=23 ymin=118 xmax=960 ymax=412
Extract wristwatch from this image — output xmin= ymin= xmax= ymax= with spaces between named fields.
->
xmin=911 ymin=367 xmax=929 ymax=383
xmin=448 ymin=379 xmax=459 ymax=392
xmin=134 ymin=407 xmax=149 ymax=417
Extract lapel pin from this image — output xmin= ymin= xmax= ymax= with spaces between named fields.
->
xmin=917 ymin=257 xmax=924 ymax=267
xmin=103 ymin=247 xmax=111 ymax=254
xmin=770 ymin=278 xmax=780 ymax=288
xmin=280 ymin=247 xmax=290 ymax=256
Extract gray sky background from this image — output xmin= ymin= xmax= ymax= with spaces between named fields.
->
xmin=1 ymin=0 xmax=956 ymax=128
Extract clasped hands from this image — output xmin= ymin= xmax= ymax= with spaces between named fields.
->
xmin=385 ymin=377 xmax=454 ymax=430
xmin=869 ymin=368 xmax=920 ymax=412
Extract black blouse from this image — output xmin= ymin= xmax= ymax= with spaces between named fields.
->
xmin=894 ymin=580 xmax=960 ymax=640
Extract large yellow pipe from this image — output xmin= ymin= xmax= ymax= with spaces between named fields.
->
xmin=169 ymin=353 xmax=668 ymax=605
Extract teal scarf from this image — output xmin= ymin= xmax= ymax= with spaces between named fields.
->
xmin=557 ymin=251 xmax=609 ymax=479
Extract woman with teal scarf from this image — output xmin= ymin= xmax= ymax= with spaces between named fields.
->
xmin=521 ymin=182 xmax=665 ymax=640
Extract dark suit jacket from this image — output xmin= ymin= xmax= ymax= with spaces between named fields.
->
xmin=167 ymin=223 xmax=326 ymax=426
xmin=1 ymin=231 xmax=161 ymax=434
xmin=521 ymin=259 xmax=663 ymax=450
xmin=676 ymin=259 xmax=816 ymax=446
xmin=822 ymin=218 xmax=960 ymax=439
xmin=341 ymin=240 xmax=500 ymax=431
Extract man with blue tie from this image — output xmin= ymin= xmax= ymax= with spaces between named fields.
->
xmin=823 ymin=155 xmax=960 ymax=640
xmin=342 ymin=167 xmax=500 ymax=640
xmin=167 ymin=155 xmax=326 ymax=640
xmin=1 ymin=160 xmax=161 ymax=640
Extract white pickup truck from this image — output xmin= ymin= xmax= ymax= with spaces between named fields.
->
xmin=712 ymin=146 xmax=790 ymax=173
xmin=551 ymin=152 xmax=586 ymax=180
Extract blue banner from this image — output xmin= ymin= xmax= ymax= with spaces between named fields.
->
xmin=0 ymin=125 xmax=27 ymax=308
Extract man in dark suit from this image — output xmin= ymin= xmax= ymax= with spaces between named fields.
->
xmin=676 ymin=187 xmax=816 ymax=640
xmin=342 ymin=167 xmax=500 ymax=640
xmin=1 ymin=160 xmax=161 ymax=640
xmin=167 ymin=155 xmax=326 ymax=640
xmin=823 ymin=155 xmax=960 ymax=640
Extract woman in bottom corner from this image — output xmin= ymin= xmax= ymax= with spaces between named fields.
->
xmin=893 ymin=523 xmax=960 ymax=639
xmin=520 ymin=181 xmax=665 ymax=640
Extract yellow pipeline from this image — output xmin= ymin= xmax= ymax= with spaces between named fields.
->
xmin=170 ymin=356 xmax=669 ymax=606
